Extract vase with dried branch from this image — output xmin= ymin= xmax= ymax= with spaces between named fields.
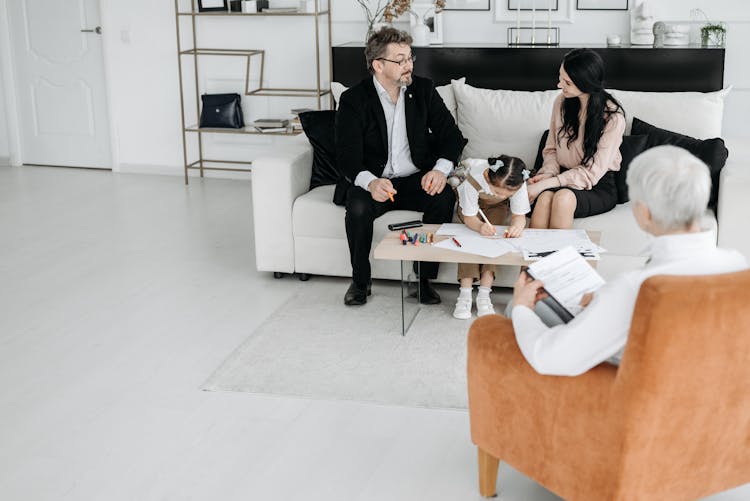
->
xmin=357 ymin=0 xmax=445 ymax=41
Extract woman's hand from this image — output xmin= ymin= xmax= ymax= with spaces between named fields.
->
xmin=479 ymin=222 xmax=497 ymax=236
xmin=528 ymin=172 xmax=555 ymax=184
xmin=527 ymin=175 xmax=561 ymax=203
xmin=512 ymin=271 xmax=547 ymax=309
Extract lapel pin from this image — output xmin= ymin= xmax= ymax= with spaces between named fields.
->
xmin=408 ymin=93 xmax=413 ymax=98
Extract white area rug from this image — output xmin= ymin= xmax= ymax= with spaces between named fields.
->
xmin=203 ymin=279 xmax=509 ymax=409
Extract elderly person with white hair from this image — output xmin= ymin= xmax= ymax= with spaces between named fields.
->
xmin=510 ymin=145 xmax=748 ymax=376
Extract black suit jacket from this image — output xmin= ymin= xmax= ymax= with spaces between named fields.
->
xmin=333 ymin=75 xmax=466 ymax=205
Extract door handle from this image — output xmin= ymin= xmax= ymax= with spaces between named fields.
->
xmin=80 ymin=26 xmax=102 ymax=34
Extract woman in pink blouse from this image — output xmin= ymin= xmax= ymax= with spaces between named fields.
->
xmin=527 ymin=48 xmax=625 ymax=229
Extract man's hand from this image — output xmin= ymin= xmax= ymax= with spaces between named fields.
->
xmin=512 ymin=271 xmax=547 ymax=309
xmin=579 ymin=292 xmax=594 ymax=308
xmin=421 ymin=170 xmax=447 ymax=196
xmin=368 ymin=178 xmax=396 ymax=203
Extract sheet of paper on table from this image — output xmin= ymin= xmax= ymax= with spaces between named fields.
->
xmin=433 ymin=234 xmax=516 ymax=258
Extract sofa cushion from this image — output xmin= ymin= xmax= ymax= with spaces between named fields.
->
xmin=299 ymin=110 xmax=339 ymax=190
xmin=330 ymin=81 xmax=456 ymax=120
xmin=615 ymin=134 xmax=649 ymax=204
xmin=609 ymin=87 xmax=730 ymax=139
xmin=451 ymin=79 xmax=559 ymax=167
xmin=632 ymin=117 xmax=728 ymax=210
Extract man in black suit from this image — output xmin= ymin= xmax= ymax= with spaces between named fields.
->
xmin=335 ymin=27 xmax=465 ymax=306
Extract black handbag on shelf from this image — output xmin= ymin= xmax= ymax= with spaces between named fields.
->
xmin=199 ymin=93 xmax=245 ymax=129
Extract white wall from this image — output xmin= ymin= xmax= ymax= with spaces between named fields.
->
xmin=1 ymin=0 xmax=748 ymax=174
xmin=0 ymin=73 xmax=8 ymax=161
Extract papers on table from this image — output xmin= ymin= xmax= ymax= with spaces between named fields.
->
xmin=435 ymin=224 xmax=604 ymax=260
xmin=527 ymin=246 xmax=606 ymax=321
xmin=433 ymin=235 xmax=516 ymax=258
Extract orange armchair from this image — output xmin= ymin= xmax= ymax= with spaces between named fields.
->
xmin=467 ymin=271 xmax=750 ymax=500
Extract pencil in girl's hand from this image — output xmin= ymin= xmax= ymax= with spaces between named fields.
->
xmin=477 ymin=208 xmax=496 ymax=235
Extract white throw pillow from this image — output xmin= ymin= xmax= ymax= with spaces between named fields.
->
xmin=609 ymin=87 xmax=730 ymax=139
xmin=331 ymin=80 xmax=455 ymax=118
xmin=451 ymin=79 xmax=559 ymax=167
xmin=330 ymin=82 xmax=348 ymax=109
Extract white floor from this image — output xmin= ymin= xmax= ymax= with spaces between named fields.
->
xmin=0 ymin=165 xmax=747 ymax=501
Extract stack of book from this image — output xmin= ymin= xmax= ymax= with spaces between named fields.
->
xmin=252 ymin=118 xmax=290 ymax=133
xmin=290 ymin=107 xmax=313 ymax=132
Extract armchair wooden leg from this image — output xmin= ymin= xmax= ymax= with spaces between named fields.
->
xmin=478 ymin=447 xmax=500 ymax=498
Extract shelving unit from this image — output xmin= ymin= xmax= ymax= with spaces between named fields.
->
xmin=175 ymin=0 xmax=332 ymax=184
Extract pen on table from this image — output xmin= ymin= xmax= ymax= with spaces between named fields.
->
xmin=387 ymin=191 xmax=395 ymax=203
xmin=477 ymin=208 xmax=496 ymax=236
xmin=452 ymin=237 xmax=462 ymax=248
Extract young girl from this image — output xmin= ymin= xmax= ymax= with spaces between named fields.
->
xmin=453 ymin=154 xmax=531 ymax=319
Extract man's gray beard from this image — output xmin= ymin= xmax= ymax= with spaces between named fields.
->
xmin=398 ymin=74 xmax=413 ymax=86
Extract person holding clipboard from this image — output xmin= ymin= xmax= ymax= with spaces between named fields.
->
xmin=506 ymin=146 xmax=747 ymax=376
xmin=452 ymin=155 xmax=531 ymax=319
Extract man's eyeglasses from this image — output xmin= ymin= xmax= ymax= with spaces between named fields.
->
xmin=376 ymin=55 xmax=417 ymax=66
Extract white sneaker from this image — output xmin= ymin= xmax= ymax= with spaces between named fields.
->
xmin=453 ymin=296 xmax=472 ymax=319
xmin=476 ymin=296 xmax=496 ymax=317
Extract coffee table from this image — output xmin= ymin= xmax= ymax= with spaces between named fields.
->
xmin=373 ymin=224 xmax=601 ymax=335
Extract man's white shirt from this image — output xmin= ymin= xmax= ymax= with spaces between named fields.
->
xmin=354 ymin=76 xmax=452 ymax=191
xmin=512 ymin=231 xmax=748 ymax=376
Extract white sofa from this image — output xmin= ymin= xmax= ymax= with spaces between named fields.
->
xmin=251 ymin=79 xmax=750 ymax=285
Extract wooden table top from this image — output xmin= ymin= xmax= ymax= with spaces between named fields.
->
xmin=373 ymin=224 xmax=601 ymax=266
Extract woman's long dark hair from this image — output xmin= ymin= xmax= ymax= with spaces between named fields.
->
xmin=557 ymin=48 xmax=624 ymax=167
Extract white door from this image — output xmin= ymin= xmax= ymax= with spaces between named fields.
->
xmin=8 ymin=0 xmax=111 ymax=168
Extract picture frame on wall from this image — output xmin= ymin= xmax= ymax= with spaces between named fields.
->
xmin=198 ymin=0 xmax=229 ymax=12
xmin=411 ymin=2 xmax=444 ymax=44
xmin=576 ymin=0 xmax=628 ymax=11
xmin=508 ymin=0 xmax=558 ymax=11
xmin=445 ymin=0 xmax=490 ymax=10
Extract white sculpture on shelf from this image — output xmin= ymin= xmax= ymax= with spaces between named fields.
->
xmin=630 ymin=0 xmax=655 ymax=45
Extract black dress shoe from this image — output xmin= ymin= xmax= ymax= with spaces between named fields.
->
xmin=344 ymin=281 xmax=372 ymax=306
xmin=418 ymin=278 xmax=441 ymax=305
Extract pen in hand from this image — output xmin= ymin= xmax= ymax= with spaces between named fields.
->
xmin=477 ymin=208 xmax=496 ymax=236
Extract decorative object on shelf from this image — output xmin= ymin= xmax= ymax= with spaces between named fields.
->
xmin=199 ymin=93 xmax=245 ymax=129
xmin=198 ymin=0 xmax=229 ymax=12
xmin=508 ymin=26 xmax=559 ymax=46
xmin=690 ymin=9 xmax=727 ymax=47
xmin=606 ymin=33 xmax=622 ymax=46
xmin=241 ymin=0 xmax=258 ymax=12
xmin=630 ymin=0 xmax=654 ymax=45
xmin=662 ymin=23 xmax=690 ymax=46
xmin=357 ymin=0 xmax=445 ymax=41
xmin=701 ymin=23 xmax=726 ymax=48
xmin=445 ymin=0 xmax=489 ymax=10
xmin=409 ymin=2 xmax=444 ymax=45
xmin=577 ymin=0 xmax=627 ymax=10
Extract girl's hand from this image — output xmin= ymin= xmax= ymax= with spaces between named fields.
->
xmin=528 ymin=172 xmax=554 ymax=184
xmin=505 ymin=225 xmax=523 ymax=238
xmin=479 ymin=222 xmax=497 ymax=236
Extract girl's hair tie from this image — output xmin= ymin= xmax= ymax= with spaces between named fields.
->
xmin=488 ymin=156 xmax=504 ymax=172
xmin=522 ymin=169 xmax=531 ymax=181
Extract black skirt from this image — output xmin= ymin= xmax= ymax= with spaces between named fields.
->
xmin=539 ymin=169 xmax=618 ymax=218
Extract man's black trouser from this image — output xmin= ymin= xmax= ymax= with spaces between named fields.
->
xmin=345 ymin=171 xmax=456 ymax=288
